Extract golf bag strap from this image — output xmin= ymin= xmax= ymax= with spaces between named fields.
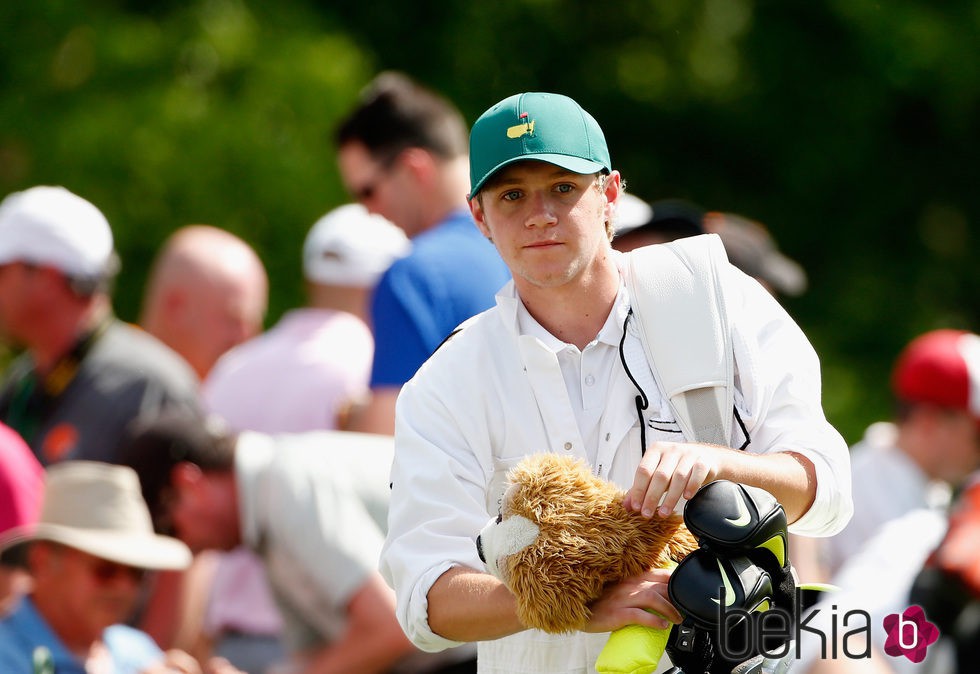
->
xmin=625 ymin=234 xmax=734 ymax=446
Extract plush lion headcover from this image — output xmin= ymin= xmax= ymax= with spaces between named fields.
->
xmin=478 ymin=453 xmax=698 ymax=634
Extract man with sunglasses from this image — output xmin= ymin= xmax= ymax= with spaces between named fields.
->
xmin=0 ymin=460 xmax=239 ymax=673
xmin=335 ymin=72 xmax=510 ymax=436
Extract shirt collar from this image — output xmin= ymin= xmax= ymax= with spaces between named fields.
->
xmin=9 ymin=596 xmax=78 ymax=669
xmin=511 ymin=279 xmax=629 ymax=353
xmin=234 ymin=431 xmax=278 ymax=549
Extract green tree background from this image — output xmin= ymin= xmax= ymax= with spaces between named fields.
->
xmin=1 ymin=0 xmax=977 ymax=442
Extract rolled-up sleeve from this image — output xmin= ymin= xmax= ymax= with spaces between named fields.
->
xmin=728 ymin=267 xmax=853 ymax=536
xmin=379 ymin=360 xmax=494 ymax=652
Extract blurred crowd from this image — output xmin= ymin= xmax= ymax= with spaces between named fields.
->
xmin=0 ymin=72 xmax=977 ymax=674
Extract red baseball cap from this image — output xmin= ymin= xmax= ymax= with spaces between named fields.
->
xmin=892 ymin=329 xmax=980 ymax=419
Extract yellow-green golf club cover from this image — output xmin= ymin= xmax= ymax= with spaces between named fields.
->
xmin=595 ymin=623 xmax=670 ymax=674
xmin=595 ymin=559 xmax=678 ymax=674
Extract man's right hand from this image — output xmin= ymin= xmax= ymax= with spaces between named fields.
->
xmin=584 ymin=567 xmax=682 ymax=633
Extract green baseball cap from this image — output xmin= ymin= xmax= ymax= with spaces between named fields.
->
xmin=468 ymin=92 xmax=611 ymax=197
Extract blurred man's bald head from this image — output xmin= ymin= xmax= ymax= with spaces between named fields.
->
xmin=141 ymin=225 xmax=268 ymax=378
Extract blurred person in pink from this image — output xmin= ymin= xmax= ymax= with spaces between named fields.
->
xmin=194 ymin=204 xmax=408 ymax=673
xmin=137 ymin=225 xmax=267 ymax=656
xmin=202 ymin=203 xmax=408 ymax=432
xmin=140 ymin=225 xmax=269 ymax=380
xmin=0 ymin=421 xmax=43 ymax=614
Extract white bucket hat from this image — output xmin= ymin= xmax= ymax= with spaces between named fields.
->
xmin=0 ymin=185 xmax=115 ymax=279
xmin=0 ymin=461 xmax=191 ymax=570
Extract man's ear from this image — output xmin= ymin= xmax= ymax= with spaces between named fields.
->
xmin=470 ymin=195 xmax=492 ymax=239
xmin=162 ymin=287 xmax=189 ymax=323
xmin=602 ymin=171 xmax=622 ymax=222
xmin=27 ymin=541 xmax=52 ymax=574
xmin=399 ymin=147 xmax=436 ymax=184
xmin=171 ymin=462 xmax=203 ymax=491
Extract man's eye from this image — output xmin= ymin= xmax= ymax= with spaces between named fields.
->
xmin=555 ymin=183 xmax=574 ymax=194
xmin=502 ymin=190 xmax=522 ymax=201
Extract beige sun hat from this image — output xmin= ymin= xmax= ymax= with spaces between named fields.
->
xmin=0 ymin=461 xmax=191 ymax=570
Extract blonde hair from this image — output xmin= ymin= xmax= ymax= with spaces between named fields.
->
xmin=597 ymin=173 xmax=628 ymax=242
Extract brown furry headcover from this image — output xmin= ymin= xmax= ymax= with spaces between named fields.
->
xmin=494 ymin=453 xmax=698 ymax=634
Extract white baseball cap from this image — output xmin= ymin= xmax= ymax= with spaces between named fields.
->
xmin=303 ymin=203 xmax=410 ymax=287
xmin=0 ymin=185 xmax=115 ymax=279
xmin=614 ymin=193 xmax=655 ymax=233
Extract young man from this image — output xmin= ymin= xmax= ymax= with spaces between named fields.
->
xmin=380 ymin=92 xmax=853 ymax=672
xmin=335 ymin=72 xmax=510 ymax=435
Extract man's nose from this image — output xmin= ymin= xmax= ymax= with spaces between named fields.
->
xmin=524 ymin=192 xmax=558 ymax=228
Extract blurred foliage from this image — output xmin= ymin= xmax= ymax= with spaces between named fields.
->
xmin=1 ymin=0 xmax=977 ymax=442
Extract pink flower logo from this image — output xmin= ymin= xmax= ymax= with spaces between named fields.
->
xmin=882 ymin=606 xmax=940 ymax=663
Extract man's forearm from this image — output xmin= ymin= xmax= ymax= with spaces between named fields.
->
xmin=718 ymin=448 xmax=817 ymax=524
xmin=302 ymin=625 xmax=415 ymax=674
xmin=427 ymin=565 xmax=525 ymax=642
xmin=302 ymin=573 xmax=418 ymax=674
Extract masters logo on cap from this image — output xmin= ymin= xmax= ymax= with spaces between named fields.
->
xmin=468 ymin=92 xmax=611 ymax=198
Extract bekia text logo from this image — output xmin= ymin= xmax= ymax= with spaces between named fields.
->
xmin=882 ymin=606 xmax=939 ymax=663
xmin=714 ymin=593 xmax=941 ymax=663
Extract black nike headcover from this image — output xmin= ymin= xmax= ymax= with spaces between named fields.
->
xmin=682 ymin=480 xmax=795 ymax=619
xmin=668 ymin=549 xmax=774 ymax=669
xmin=665 ymin=481 xmax=797 ymax=673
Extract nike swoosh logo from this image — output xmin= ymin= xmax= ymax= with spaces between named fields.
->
xmin=725 ymin=492 xmax=752 ymax=527
xmin=711 ymin=558 xmax=736 ymax=607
